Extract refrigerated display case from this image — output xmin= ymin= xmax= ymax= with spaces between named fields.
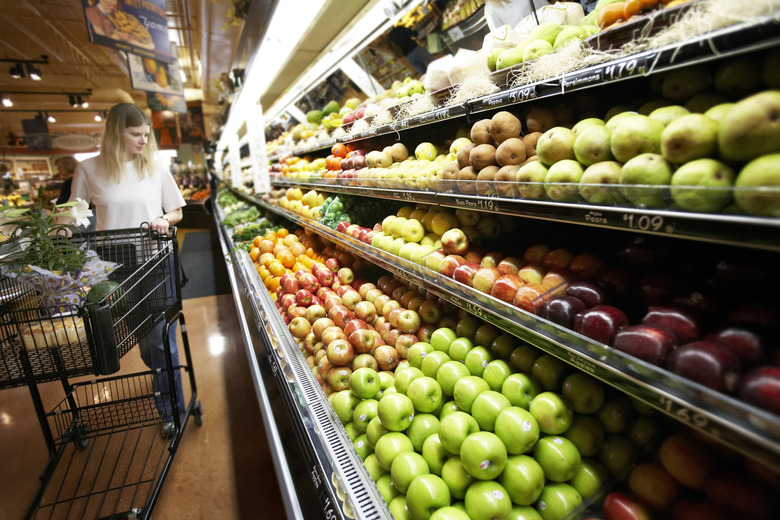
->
xmin=214 ymin=2 xmax=780 ymax=519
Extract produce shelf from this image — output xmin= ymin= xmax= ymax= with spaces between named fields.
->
xmin=214 ymin=204 xmax=390 ymax=520
xmin=271 ymin=179 xmax=780 ymax=252
xmin=245 ymin=190 xmax=780 ymax=469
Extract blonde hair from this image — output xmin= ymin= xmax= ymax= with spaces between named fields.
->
xmin=99 ymin=103 xmax=160 ymax=183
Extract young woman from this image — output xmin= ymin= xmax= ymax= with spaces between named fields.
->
xmin=69 ymin=102 xmax=186 ymax=437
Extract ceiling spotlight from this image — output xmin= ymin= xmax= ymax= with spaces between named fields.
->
xmin=69 ymin=94 xmax=78 ymax=107
xmin=9 ymin=63 xmax=24 ymax=79
xmin=26 ymin=63 xmax=42 ymax=80
xmin=47 ymin=113 xmax=56 ymax=123
xmin=81 ymin=101 xmax=89 ymax=108
xmin=1 ymin=95 xmax=12 ymax=107
xmin=94 ymin=112 xmax=103 ymax=122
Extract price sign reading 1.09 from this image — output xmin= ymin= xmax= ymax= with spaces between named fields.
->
xmin=622 ymin=213 xmax=675 ymax=233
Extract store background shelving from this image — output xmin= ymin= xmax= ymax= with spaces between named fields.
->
xmin=214 ymin=1 xmax=780 ymax=519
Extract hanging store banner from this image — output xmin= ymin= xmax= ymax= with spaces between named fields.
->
xmin=128 ymin=53 xmax=184 ymax=94
xmin=151 ymin=110 xmax=180 ymax=149
xmin=82 ymin=0 xmax=173 ymax=62
xmin=146 ymin=91 xmax=187 ymax=113
xmin=21 ymin=118 xmax=52 ymax=151
xmin=180 ymin=102 xmax=207 ymax=143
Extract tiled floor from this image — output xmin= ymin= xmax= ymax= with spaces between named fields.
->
xmin=0 ymin=291 xmax=286 ymax=520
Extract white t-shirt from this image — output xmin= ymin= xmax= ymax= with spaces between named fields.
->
xmin=70 ymin=156 xmax=186 ymax=231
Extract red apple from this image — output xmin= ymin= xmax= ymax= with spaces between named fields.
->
xmin=737 ymin=366 xmax=780 ymax=415
xmin=394 ymin=333 xmax=418 ymax=359
xmin=666 ymin=341 xmax=741 ymax=392
xmin=637 ymin=272 xmax=673 ymax=306
xmin=540 ymin=295 xmax=586 ymax=329
xmin=523 ymin=244 xmax=551 ymax=264
xmin=354 ymin=300 xmax=377 ymax=323
xmin=312 ymin=317 xmax=335 ymax=340
xmin=328 ymin=366 xmax=353 ymax=391
xmin=441 ymin=228 xmax=470 ymax=255
xmin=705 ymin=327 xmax=765 ymax=365
xmin=513 ymin=283 xmax=546 ymax=314
xmin=326 ymin=338 xmax=355 ymax=367
xmin=325 ymin=257 xmax=340 ymax=273
xmin=569 ymin=252 xmax=603 ymax=279
xmin=496 ymin=256 xmax=525 ymax=275
xmin=481 ymin=251 xmax=505 ymax=268
xmin=703 ymin=470 xmax=772 ymax=519
xmin=603 ymin=492 xmax=653 ymax=520
xmin=490 ymin=274 xmax=525 ymax=304
xmin=517 ymin=263 xmax=545 ymax=284
xmin=464 ymin=246 xmax=485 ymax=265
xmin=296 ymin=289 xmax=314 ymax=307
xmin=472 ymin=266 xmax=501 ymax=294
xmin=542 ymin=248 xmax=573 ymax=270
xmin=642 ymin=305 xmax=701 ymax=344
xmin=453 ymin=262 xmax=480 ymax=286
xmin=374 ymin=345 xmax=399 ymax=371
xmin=417 ymin=323 xmax=436 ymax=343
xmin=417 ymin=300 xmax=443 ymax=324
xmin=349 ymin=328 xmax=376 ymax=354
xmin=344 ymin=318 xmax=370 ymax=338
xmin=574 ymin=305 xmax=629 ymax=345
xmin=438 ymin=255 xmax=467 ymax=278
xmin=613 ymin=324 xmax=678 ymax=367
xmin=283 ymin=276 xmax=301 ymax=295
xmin=565 ymin=281 xmax=606 ymax=309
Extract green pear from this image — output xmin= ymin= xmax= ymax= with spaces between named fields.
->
xmin=718 ymin=90 xmax=780 ymax=161
xmin=638 ymin=99 xmax=672 ymax=115
xmin=536 ymin=127 xmax=577 ymax=166
xmin=497 ymin=46 xmax=526 ymax=70
xmin=619 ymin=153 xmax=673 ymax=208
xmin=734 ymin=153 xmax=780 ymax=216
xmin=648 ymin=105 xmax=690 ymax=127
xmin=572 ymin=118 xmax=605 ymax=135
xmin=605 ymin=110 xmax=638 ymax=131
xmin=574 ymin=125 xmax=613 ymax=166
xmin=761 ymin=48 xmax=780 ymax=88
xmin=523 ymin=39 xmax=553 ymax=62
xmin=544 ymin=159 xmax=585 ymax=202
xmin=553 ymin=26 xmax=586 ymax=49
xmin=488 ymin=47 xmax=507 ymax=72
xmin=684 ymin=91 xmax=730 ymax=114
xmin=713 ymin=54 xmax=764 ymax=99
xmin=670 ymin=159 xmax=735 ymax=213
xmin=579 ymin=161 xmax=626 ymax=205
xmin=660 ymin=64 xmax=712 ymax=102
xmin=529 ymin=22 xmax=565 ymax=45
xmin=703 ymin=103 xmax=734 ymax=124
xmin=515 ymin=161 xmax=548 ymax=200
xmin=610 ymin=115 xmax=665 ymax=163
xmin=661 ymin=114 xmax=719 ymax=164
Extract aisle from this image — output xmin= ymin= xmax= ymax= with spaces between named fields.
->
xmin=0 ymin=292 xmax=285 ymax=519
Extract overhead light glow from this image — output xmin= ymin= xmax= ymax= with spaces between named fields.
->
xmin=47 ymin=114 xmax=56 ymax=123
xmin=1 ymin=96 xmax=12 ymax=107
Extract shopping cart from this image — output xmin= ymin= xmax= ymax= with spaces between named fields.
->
xmin=0 ymin=226 xmax=202 ymax=519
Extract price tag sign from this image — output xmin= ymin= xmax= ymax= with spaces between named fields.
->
xmin=561 ymin=68 xmax=604 ymax=91
xmin=621 ymin=213 xmax=676 ymax=234
xmin=452 ymin=196 xmax=499 ymax=212
xmin=566 ymin=351 xmax=597 ymax=374
xmin=658 ymin=396 xmax=713 ymax=432
xmin=603 ymin=54 xmax=652 ymax=81
xmin=392 ymin=191 xmax=414 ymax=201
xmin=417 ymin=107 xmax=451 ymax=124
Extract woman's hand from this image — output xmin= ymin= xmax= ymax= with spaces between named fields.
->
xmin=150 ymin=216 xmax=170 ymax=234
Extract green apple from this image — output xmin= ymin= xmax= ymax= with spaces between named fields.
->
xmin=407 ymin=413 xmax=441 ymax=452
xmin=455 ymin=316 xmax=479 ymax=340
xmin=501 ymin=373 xmax=542 ymax=409
xmin=344 ymin=421 xmax=361 ymax=442
xmin=529 ymin=392 xmax=573 ymax=435
xmin=494 ymin=406 xmax=540 ymax=455
xmin=460 ymin=431 xmax=508 ymax=480
xmin=440 ymin=411 xmax=480 ymax=455
xmin=408 ymin=343 xmax=434 ymax=370
xmin=535 ymin=483 xmax=582 ymax=520
xmin=422 ymin=433 xmax=452 ymax=475
xmin=611 ymin=114 xmax=664 ymax=163
xmin=531 ymin=354 xmax=567 ymax=391
xmin=391 ymin=451 xmax=430 ymax=493
xmin=534 ymin=435 xmax=582 ymax=482
xmin=374 ymin=431 xmax=414 ymax=471
xmin=378 ymin=392 xmax=415 ymax=431
xmin=430 ymin=506 xmax=471 ymax=520
xmin=353 ymin=398 xmax=379 ymax=432
xmin=734 ymin=153 xmax=780 ymax=216
xmin=465 ymin=481 xmax=512 ymax=520
xmin=464 ymin=346 xmax=495 ymax=378
xmin=471 ymin=390 xmax=511 ymax=431
xmin=378 ymin=371 xmax=395 ymax=391
xmin=421 ymin=350 xmax=452 ymax=379
xmin=563 ymin=415 xmax=604 ymax=457
xmin=648 ymin=104 xmax=689 ymax=127
xmin=441 ymin=457 xmax=476 ymax=500
xmin=490 ymin=334 xmax=519 ymax=361
xmin=330 ymin=390 xmax=361 ymax=424
xmin=390 ymin=237 xmax=407 ymax=256
xmin=431 ymin=327 xmax=458 ymax=353
xmin=515 ymin=161 xmax=549 ymax=200
xmin=568 ymin=458 xmax=609 ymax=501
xmin=496 ymin=45 xmax=526 ymax=70
xmin=448 ymin=337 xmax=475 ymax=363
xmin=661 ymin=113 xmax=719 ymax=164
xmin=439 ymin=400 xmax=461 ymax=420
xmin=378 ymin=234 xmax=395 ymax=252
xmin=406 ymin=474 xmax=451 ymax=520
xmin=598 ymin=434 xmax=638 ymax=476
xmin=395 ymin=366 xmax=425 ymax=394
xmin=619 ymin=153 xmax=673 ymax=208
xmin=578 ymin=161 xmax=625 ymax=205
xmin=376 ymin=473 xmax=400 ymax=503
xmin=596 ymin=395 xmax=633 ymax=434
xmin=363 ymin=453 xmax=387 ymax=482
xmin=474 ymin=324 xmax=501 ymax=349
xmin=509 ymin=345 xmax=542 ymax=374
xmin=718 ymin=90 xmax=780 ymax=161
xmin=499 ymin=454 xmax=545 ymax=505
xmin=371 ymin=231 xmax=386 ymax=248
xmin=400 ymin=242 xmax=420 ymax=260
xmin=561 ymin=373 xmax=605 ymax=414
xmin=354 ymin=433 xmax=373 ymax=460
xmin=482 ymin=360 xmax=513 ymax=391
xmin=627 ymin=415 xmax=661 ymax=448
xmin=350 ymin=367 xmax=382 ymax=399
xmin=437 ymin=360 xmax=471 ymax=396
xmin=573 ymin=125 xmax=613 ymax=166
xmin=389 ymin=495 xmax=412 ymax=520
xmin=544 ymin=159 xmax=585 ymax=202
xmin=407 ymin=376 xmax=444 ymax=413
xmin=366 ymin=416 xmax=389 ymax=448
xmin=529 ymin=22 xmax=565 ymax=45
xmin=523 ymin=39 xmax=553 ymax=62
xmin=536 ymin=127 xmax=577 ymax=166
xmin=670 ymin=158 xmax=735 ymax=213
xmin=453 ymin=375 xmax=490 ymax=413
xmin=509 ymin=506 xmax=544 ymax=520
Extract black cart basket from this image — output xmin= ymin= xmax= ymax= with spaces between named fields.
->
xmin=0 ymin=226 xmax=202 ymax=520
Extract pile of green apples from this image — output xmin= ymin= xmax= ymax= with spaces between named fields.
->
xmin=330 ymin=323 xmax=659 ymax=520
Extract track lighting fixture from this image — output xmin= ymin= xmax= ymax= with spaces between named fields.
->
xmin=1 ymin=55 xmax=48 ymax=80
xmin=26 ymin=63 xmax=42 ymax=80
xmin=9 ymin=63 xmax=24 ymax=79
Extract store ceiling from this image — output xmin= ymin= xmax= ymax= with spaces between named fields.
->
xmin=0 ymin=0 xmax=246 ymax=145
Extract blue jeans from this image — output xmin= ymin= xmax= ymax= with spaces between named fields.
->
xmin=139 ymin=313 xmax=186 ymax=422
